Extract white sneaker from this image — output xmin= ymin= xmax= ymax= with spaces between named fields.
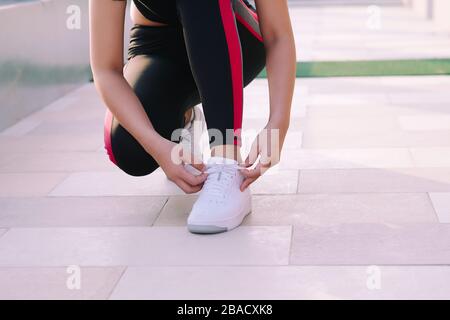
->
xmin=187 ymin=156 xmax=252 ymax=234
xmin=180 ymin=105 xmax=207 ymax=160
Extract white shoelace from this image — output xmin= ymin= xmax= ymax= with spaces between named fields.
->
xmin=203 ymin=164 xmax=243 ymax=201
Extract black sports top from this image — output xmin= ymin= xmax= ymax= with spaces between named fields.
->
xmin=133 ymin=0 xmax=256 ymax=24
xmin=132 ymin=0 xmax=178 ymax=24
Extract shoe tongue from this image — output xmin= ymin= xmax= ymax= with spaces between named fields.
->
xmin=207 ymin=156 xmax=238 ymax=166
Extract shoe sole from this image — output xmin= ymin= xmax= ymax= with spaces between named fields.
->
xmin=187 ymin=224 xmax=228 ymax=234
xmin=187 ymin=208 xmax=252 ymax=235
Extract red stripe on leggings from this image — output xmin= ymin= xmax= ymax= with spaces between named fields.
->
xmin=218 ymin=0 xmax=243 ymax=145
xmin=236 ymin=0 xmax=263 ymax=42
xmin=104 ymin=109 xmax=117 ymax=165
xmin=239 ymin=0 xmax=259 ymax=21
xmin=235 ymin=13 xmax=263 ymax=42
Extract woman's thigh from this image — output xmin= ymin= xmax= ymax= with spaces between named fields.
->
xmin=105 ymin=53 xmax=199 ymax=177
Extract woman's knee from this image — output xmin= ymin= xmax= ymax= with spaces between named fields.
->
xmin=103 ymin=110 xmax=159 ymax=177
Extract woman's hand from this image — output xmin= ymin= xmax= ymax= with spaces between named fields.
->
xmin=151 ymin=137 xmax=208 ymax=194
xmin=239 ymin=118 xmax=289 ymax=191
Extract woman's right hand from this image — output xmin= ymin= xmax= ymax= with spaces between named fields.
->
xmin=151 ymin=137 xmax=208 ymax=194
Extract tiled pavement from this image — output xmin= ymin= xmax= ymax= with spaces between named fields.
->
xmin=291 ymin=5 xmax=450 ymax=61
xmin=1 ymin=6 xmax=450 ymax=300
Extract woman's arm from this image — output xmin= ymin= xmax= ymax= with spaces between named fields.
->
xmin=240 ymin=0 xmax=296 ymax=190
xmin=89 ymin=0 xmax=161 ymax=156
xmin=89 ymin=0 xmax=206 ymax=193
xmin=255 ymin=0 xmax=296 ymax=129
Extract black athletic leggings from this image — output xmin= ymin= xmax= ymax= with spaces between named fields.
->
xmin=104 ymin=0 xmax=266 ymax=176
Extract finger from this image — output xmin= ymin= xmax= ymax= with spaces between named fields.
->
xmin=259 ymin=152 xmax=272 ymax=168
xmin=241 ymin=159 xmax=273 ymax=179
xmin=239 ymin=168 xmax=257 ymax=179
xmin=244 ymin=139 xmax=259 ymax=167
xmin=187 ymin=185 xmax=202 ymax=194
xmin=175 ymin=179 xmax=193 ymax=193
xmin=239 ymin=163 xmax=263 ymax=179
xmin=176 ymin=179 xmax=202 ymax=194
xmin=179 ymin=149 xmax=205 ymax=172
xmin=180 ymin=168 xmax=208 ymax=186
xmin=259 ymin=160 xmax=272 ymax=176
xmin=240 ymin=177 xmax=256 ymax=191
xmin=190 ymin=162 xmax=206 ymax=172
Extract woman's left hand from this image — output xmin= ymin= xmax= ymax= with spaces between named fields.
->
xmin=239 ymin=119 xmax=289 ymax=191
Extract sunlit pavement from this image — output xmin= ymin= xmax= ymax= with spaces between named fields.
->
xmin=291 ymin=4 xmax=450 ymax=61
xmin=0 ymin=5 xmax=450 ymax=299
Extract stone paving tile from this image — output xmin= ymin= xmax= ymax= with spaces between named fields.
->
xmin=244 ymin=80 xmax=307 ymax=118
xmin=0 ymin=134 xmax=102 ymax=154
xmin=27 ymin=103 xmax=105 ymax=124
xmin=0 ymin=118 xmax=42 ymax=137
xmin=246 ymin=78 xmax=309 ymax=95
xmin=377 ymin=76 xmax=450 ymax=91
xmin=110 ymin=266 xmax=450 ymax=300
xmin=154 ymin=193 xmax=437 ymax=227
xmin=300 ymin=78 xmax=386 ymax=95
xmin=301 ymin=116 xmax=399 ymax=134
xmin=246 ymin=193 xmax=437 ymax=226
xmin=0 ymin=153 xmax=15 ymax=168
xmin=0 ymin=227 xmax=291 ymax=266
xmin=0 ymin=173 xmax=68 ymax=197
xmin=302 ymin=130 xmax=450 ymax=148
xmin=243 ymin=117 xmax=303 ymax=132
xmin=306 ymin=94 xmax=390 ymax=106
xmin=389 ymin=93 xmax=450 ymax=105
xmin=0 ymin=267 xmax=125 ymax=300
xmin=36 ymin=91 xmax=84 ymax=112
xmin=153 ymin=196 xmax=196 ymax=226
xmin=298 ymin=168 xmax=450 ymax=193
xmin=244 ymin=100 xmax=306 ymax=119
xmin=28 ymin=119 xmax=103 ymax=136
xmin=428 ymin=193 xmax=450 ymax=223
xmin=304 ymin=77 xmax=450 ymax=95
xmin=281 ymin=131 xmax=303 ymax=150
xmin=280 ymin=148 xmax=414 ymax=169
xmin=0 ymin=196 xmax=167 ymax=228
xmin=241 ymin=128 xmax=303 ymax=151
xmin=292 ymin=6 xmax=450 ymax=61
xmin=410 ymin=148 xmax=450 ymax=168
xmin=290 ymin=223 xmax=450 ymax=265
xmin=290 ymin=104 xmax=308 ymax=120
xmin=49 ymin=170 xmax=183 ymax=197
xmin=306 ymin=103 xmax=450 ymax=118
xmin=251 ymin=170 xmax=299 ymax=195
xmin=399 ymin=115 xmax=450 ymax=131
xmin=0 ymin=152 xmax=116 ymax=173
